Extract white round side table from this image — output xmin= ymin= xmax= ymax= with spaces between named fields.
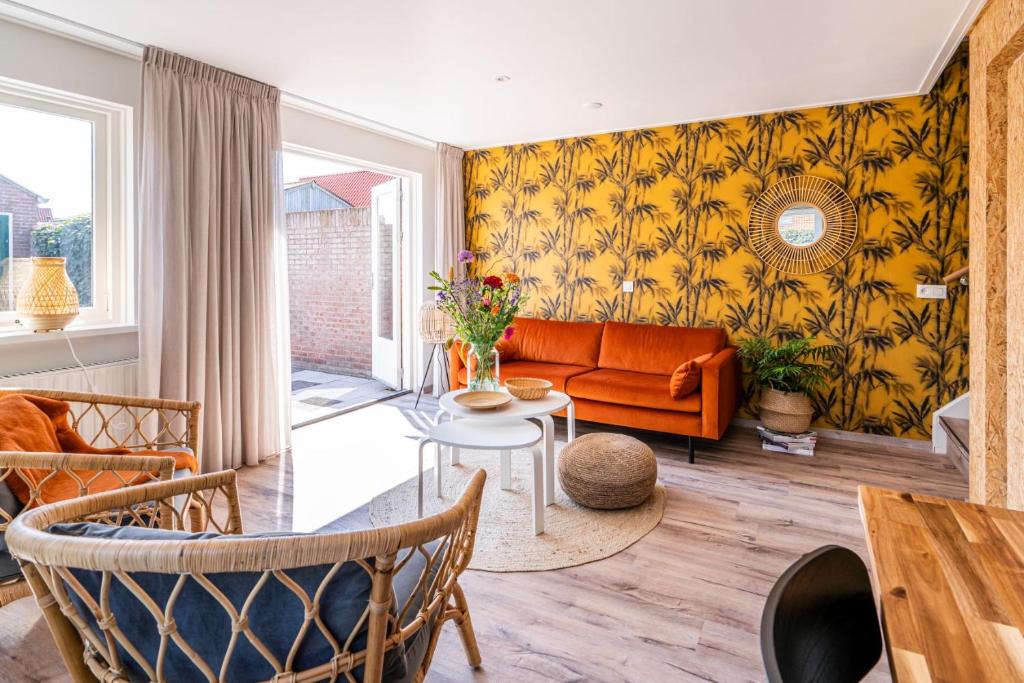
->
xmin=418 ymin=418 xmax=547 ymax=535
xmin=436 ymin=389 xmax=575 ymax=507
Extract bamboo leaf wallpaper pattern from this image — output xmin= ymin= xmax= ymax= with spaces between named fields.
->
xmin=464 ymin=46 xmax=968 ymax=439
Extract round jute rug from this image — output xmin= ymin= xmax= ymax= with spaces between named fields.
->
xmin=369 ymin=444 xmax=666 ymax=572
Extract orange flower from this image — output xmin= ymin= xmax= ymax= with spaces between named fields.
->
xmin=504 ymin=272 xmax=521 ymax=284
xmin=491 ymin=304 xmax=501 ymax=315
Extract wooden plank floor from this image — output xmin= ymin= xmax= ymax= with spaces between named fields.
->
xmin=0 ymin=394 xmax=967 ymax=682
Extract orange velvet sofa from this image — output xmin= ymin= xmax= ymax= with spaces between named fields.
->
xmin=448 ymin=317 xmax=740 ymax=462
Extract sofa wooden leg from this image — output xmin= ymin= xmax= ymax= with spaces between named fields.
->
xmin=688 ymin=436 xmax=695 ymax=464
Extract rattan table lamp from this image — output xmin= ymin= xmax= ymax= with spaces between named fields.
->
xmin=16 ymin=257 xmax=79 ymax=332
xmin=416 ymin=300 xmax=455 ymax=408
xmin=15 ymin=256 xmax=96 ymax=392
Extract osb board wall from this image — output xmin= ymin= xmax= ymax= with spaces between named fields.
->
xmin=464 ymin=48 xmax=969 ymax=440
xmin=970 ymin=0 xmax=1024 ymax=508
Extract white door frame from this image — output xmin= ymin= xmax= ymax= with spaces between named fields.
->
xmin=282 ymin=142 xmax=422 ymax=394
xmin=370 ymin=177 xmax=402 ymax=388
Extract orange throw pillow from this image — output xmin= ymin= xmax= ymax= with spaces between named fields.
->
xmin=670 ymin=353 xmax=714 ymax=399
xmin=0 ymin=393 xmax=198 ymax=507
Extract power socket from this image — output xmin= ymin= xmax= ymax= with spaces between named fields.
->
xmin=622 ymin=280 xmax=634 ymax=293
xmin=916 ymin=284 xmax=948 ymax=299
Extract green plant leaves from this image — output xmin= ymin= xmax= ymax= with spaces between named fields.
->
xmin=737 ymin=336 xmax=839 ymax=395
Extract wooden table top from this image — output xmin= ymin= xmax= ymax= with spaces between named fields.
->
xmin=858 ymin=486 xmax=1024 ymax=683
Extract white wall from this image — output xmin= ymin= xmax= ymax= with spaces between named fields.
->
xmin=0 ymin=18 xmax=141 ymax=376
xmin=0 ymin=19 xmax=141 ymax=109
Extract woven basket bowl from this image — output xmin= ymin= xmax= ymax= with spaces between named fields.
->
xmin=505 ymin=377 xmax=553 ymax=400
xmin=558 ymin=433 xmax=657 ymax=509
xmin=759 ymin=388 xmax=814 ymax=434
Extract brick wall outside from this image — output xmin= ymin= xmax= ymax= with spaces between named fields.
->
xmin=0 ymin=180 xmax=41 ymax=258
xmin=287 ymin=208 xmax=372 ymax=376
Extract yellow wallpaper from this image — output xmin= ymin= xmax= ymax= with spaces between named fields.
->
xmin=464 ymin=47 xmax=968 ymax=439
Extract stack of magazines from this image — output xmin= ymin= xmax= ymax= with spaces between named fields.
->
xmin=758 ymin=426 xmax=816 ymax=456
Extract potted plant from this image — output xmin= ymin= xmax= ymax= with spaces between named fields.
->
xmin=736 ymin=336 xmax=838 ymax=434
xmin=429 ymin=250 xmax=527 ymax=391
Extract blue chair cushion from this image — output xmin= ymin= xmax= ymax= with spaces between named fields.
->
xmin=388 ymin=541 xmax=444 ymax=683
xmin=0 ymin=476 xmax=26 ymax=581
xmin=0 ymin=547 xmax=20 ymax=582
xmin=47 ymin=523 xmax=444 ymax=682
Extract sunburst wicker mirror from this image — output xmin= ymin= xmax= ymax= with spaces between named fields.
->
xmin=748 ymin=175 xmax=857 ymax=274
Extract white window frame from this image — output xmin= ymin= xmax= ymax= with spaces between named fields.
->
xmin=0 ymin=76 xmax=133 ymax=332
xmin=0 ymin=212 xmax=12 ymax=307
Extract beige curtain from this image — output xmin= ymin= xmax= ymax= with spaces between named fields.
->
xmin=139 ymin=47 xmax=288 ymax=471
xmin=435 ymin=143 xmax=466 ymax=276
xmin=433 ymin=143 xmax=465 ymax=394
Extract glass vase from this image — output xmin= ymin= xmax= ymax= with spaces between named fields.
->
xmin=467 ymin=342 xmax=500 ymax=391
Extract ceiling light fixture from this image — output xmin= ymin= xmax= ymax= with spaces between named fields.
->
xmin=495 ymin=75 xmax=511 ymax=82
xmin=583 ymin=101 xmax=604 ymax=110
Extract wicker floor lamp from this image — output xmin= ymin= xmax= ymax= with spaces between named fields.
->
xmin=416 ymin=300 xmax=455 ymax=408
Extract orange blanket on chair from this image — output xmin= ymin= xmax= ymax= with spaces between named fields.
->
xmin=0 ymin=393 xmax=198 ymax=507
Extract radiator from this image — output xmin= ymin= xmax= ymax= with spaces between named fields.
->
xmin=0 ymin=358 xmax=139 ymax=395
xmin=0 ymin=359 xmax=141 ymax=448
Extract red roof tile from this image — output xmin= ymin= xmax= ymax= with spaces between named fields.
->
xmin=302 ymin=171 xmax=394 ymax=209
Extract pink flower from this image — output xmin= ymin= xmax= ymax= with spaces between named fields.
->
xmin=503 ymin=326 xmax=514 ymax=340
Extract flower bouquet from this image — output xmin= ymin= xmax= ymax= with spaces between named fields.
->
xmin=429 ymin=250 xmax=526 ymax=391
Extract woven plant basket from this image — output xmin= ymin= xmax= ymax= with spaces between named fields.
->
xmin=759 ymin=388 xmax=814 ymax=434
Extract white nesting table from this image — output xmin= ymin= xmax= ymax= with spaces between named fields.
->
xmin=418 ymin=419 xmax=546 ymax=534
xmin=436 ymin=388 xmax=575 ymax=506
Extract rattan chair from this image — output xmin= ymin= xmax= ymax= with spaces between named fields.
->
xmin=0 ymin=388 xmax=201 ymax=608
xmin=7 ymin=466 xmax=486 ymax=683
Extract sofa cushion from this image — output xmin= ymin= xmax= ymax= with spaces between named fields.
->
xmin=494 ymin=337 xmax=517 ymax=361
xmin=567 ymin=369 xmax=702 ymax=413
xmin=48 ymin=522 xmax=420 ymax=682
xmin=670 ymin=353 xmax=714 ymax=399
xmin=459 ymin=360 xmax=594 ymax=392
xmin=504 ymin=317 xmax=604 ymax=367
xmin=598 ymin=322 xmax=725 ymax=376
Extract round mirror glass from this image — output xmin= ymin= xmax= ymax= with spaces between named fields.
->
xmin=777 ymin=204 xmax=825 ymax=246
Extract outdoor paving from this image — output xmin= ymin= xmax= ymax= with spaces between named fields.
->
xmin=291 ymin=369 xmax=397 ymax=426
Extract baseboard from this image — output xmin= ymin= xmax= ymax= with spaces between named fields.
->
xmin=729 ymin=418 xmax=932 ymax=452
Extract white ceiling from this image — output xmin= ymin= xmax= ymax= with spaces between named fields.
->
xmin=7 ymin=0 xmax=982 ymax=149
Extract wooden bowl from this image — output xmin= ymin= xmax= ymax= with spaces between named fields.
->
xmin=505 ymin=377 xmax=553 ymax=400
xmin=454 ymin=391 xmax=513 ymax=410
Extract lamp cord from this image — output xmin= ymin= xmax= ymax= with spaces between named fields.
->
xmin=62 ymin=329 xmax=98 ymax=395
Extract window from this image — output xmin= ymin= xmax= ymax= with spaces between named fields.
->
xmin=0 ymin=77 xmax=132 ymax=330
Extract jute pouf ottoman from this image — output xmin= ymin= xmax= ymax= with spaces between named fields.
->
xmin=558 ymin=433 xmax=658 ymax=509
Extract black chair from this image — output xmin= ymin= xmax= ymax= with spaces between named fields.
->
xmin=761 ymin=545 xmax=883 ymax=683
